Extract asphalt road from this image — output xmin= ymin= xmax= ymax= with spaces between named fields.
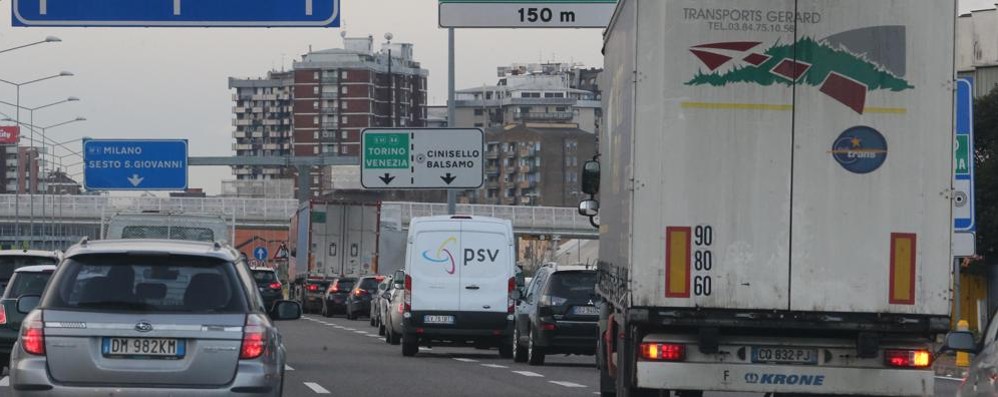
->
xmin=0 ymin=315 xmax=967 ymax=396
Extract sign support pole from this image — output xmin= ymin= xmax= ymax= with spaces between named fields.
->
xmin=954 ymin=257 xmax=961 ymax=326
xmin=447 ymin=27 xmax=457 ymax=215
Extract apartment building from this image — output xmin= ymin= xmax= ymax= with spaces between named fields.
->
xmin=228 ymin=71 xmax=294 ymax=187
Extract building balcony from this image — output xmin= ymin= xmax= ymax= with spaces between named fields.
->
xmin=485 ymin=151 xmax=499 ymax=159
xmin=320 ymin=92 xmax=339 ymax=99
xmin=517 ymin=180 xmax=536 ymax=189
xmin=518 ymin=164 xmax=535 ymax=174
xmin=320 ymin=107 xmax=338 ymax=113
xmin=485 ymin=165 xmax=499 ymax=174
xmin=321 ymin=76 xmax=339 ymax=84
xmin=321 ymin=121 xmax=339 ymax=129
xmin=517 ymin=147 xmax=536 ymax=157
xmin=502 ymin=164 xmax=518 ymax=174
xmin=485 ymin=180 xmax=499 ymax=188
xmin=514 ymin=111 xmax=574 ymax=122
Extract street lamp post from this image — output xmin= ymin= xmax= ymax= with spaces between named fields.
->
xmin=0 ymin=36 xmax=61 ymax=55
xmin=0 ymin=97 xmax=80 ymax=243
xmin=1 ymin=116 xmax=85 ymax=244
xmin=0 ymin=71 xmax=73 ymax=246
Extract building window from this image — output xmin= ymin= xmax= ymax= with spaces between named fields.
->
xmin=341 ymin=116 xmax=348 ymax=124
xmin=519 ymin=107 xmax=530 ymax=114
xmin=342 ymin=131 xmax=348 ymax=139
xmin=341 ymin=146 xmax=348 ymax=154
xmin=313 ymin=132 xmax=319 ymax=139
xmin=556 ymin=107 xmax=567 ymax=112
xmin=313 ymin=116 xmax=319 ymax=125
xmin=313 ymin=101 xmax=319 ymax=110
xmin=313 ymin=72 xmax=319 ymax=79
xmin=313 ymin=146 xmax=319 ymax=155
xmin=313 ymin=86 xmax=319 ymax=95
xmin=474 ymin=123 xmax=484 ymax=128
xmin=341 ymin=86 xmax=349 ymax=95
xmin=474 ymin=109 xmax=484 ymax=116
xmin=341 ymin=71 xmax=349 ymax=79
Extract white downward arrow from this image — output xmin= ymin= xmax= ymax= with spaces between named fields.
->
xmin=128 ymin=174 xmax=144 ymax=187
xmin=305 ymin=0 xmax=312 ymax=15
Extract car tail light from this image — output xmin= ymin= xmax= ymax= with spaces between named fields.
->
xmin=541 ymin=322 xmax=557 ymax=331
xmin=507 ymin=277 xmax=516 ymax=314
xmin=0 ymin=304 xmax=7 ymax=325
xmin=21 ymin=310 xmax=44 ymax=356
xmin=404 ymin=275 xmax=412 ymax=312
xmin=268 ymin=282 xmax=281 ymax=290
xmin=307 ymin=284 xmax=318 ymax=292
xmin=639 ymin=343 xmax=685 ymax=361
xmin=884 ymin=349 xmax=932 ymax=368
xmin=398 ymin=302 xmax=405 ymax=314
xmin=354 ymin=289 xmax=369 ymax=297
xmin=240 ymin=314 xmax=267 ymax=360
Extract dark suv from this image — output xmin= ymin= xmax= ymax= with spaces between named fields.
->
xmin=345 ymin=276 xmax=383 ymax=320
xmin=251 ymin=268 xmax=283 ymax=311
xmin=513 ymin=265 xmax=598 ymax=365
xmin=0 ymin=264 xmax=56 ymax=367
xmin=321 ymin=277 xmax=356 ymax=317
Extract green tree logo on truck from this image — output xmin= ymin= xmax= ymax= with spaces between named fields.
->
xmin=685 ymin=26 xmax=912 ymax=114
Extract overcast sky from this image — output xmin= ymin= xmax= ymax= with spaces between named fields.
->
xmin=0 ymin=0 xmax=989 ymax=195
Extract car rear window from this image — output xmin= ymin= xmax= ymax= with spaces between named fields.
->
xmin=359 ymin=278 xmax=379 ymax=290
xmin=547 ymin=271 xmax=597 ymax=300
xmin=4 ymin=272 xmax=53 ymax=298
xmin=252 ymin=270 xmax=277 ymax=283
xmin=44 ymin=254 xmax=247 ymax=313
xmin=0 ymin=256 xmax=58 ymax=280
xmin=121 ymin=226 xmax=215 ymax=242
xmin=336 ymin=279 xmax=355 ymax=291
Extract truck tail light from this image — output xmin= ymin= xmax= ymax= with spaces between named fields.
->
xmin=404 ymin=275 xmax=412 ymax=312
xmin=884 ymin=349 xmax=931 ymax=368
xmin=21 ymin=310 xmax=44 ymax=356
xmin=240 ymin=314 xmax=267 ymax=360
xmin=639 ymin=342 xmax=685 ymax=361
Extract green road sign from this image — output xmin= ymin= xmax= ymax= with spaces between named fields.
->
xmin=956 ymin=135 xmax=970 ymax=175
xmin=363 ymin=133 xmax=410 ymax=169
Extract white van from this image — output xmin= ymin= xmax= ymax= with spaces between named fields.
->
xmin=399 ymin=215 xmax=516 ymax=357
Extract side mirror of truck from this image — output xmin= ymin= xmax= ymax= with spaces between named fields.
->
xmin=579 ymin=199 xmax=600 ymax=217
xmin=940 ymin=331 xmax=977 ymax=354
xmin=581 ymin=160 xmax=600 ymax=195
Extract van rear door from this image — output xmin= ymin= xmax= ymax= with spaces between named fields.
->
xmin=458 ymin=221 xmax=512 ymax=313
xmin=409 ymin=220 xmax=462 ymax=311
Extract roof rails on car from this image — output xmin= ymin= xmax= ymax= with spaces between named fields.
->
xmin=78 ymin=236 xmax=89 ymax=247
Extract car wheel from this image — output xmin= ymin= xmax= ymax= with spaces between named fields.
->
xmin=498 ymin=338 xmax=514 ymax=359
xmin=385 ymin=326 xmax=392 ymax=344
xmin=370 ymin=316 xmax=377 ymax=327
xmin=402 ymin=334 xmax=419 ymax=357
xmin=378 ymin=323 xmax=386 ymax=336
xmin=390 ymin=328 xmax=401 ymax=345
xmin=321 ymin=302 xmax=331 ymax=318
xmin=513 ymin=325 xmax=528 ymax=362
xmin=527 ymin=328 xmax=545 ymax=366
xmin=347 ymin=311 xmax=357 ymax=320
xmin=276 ymin=369 xmax=285 ymax=397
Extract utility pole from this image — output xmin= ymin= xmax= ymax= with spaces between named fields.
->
xmin=447 ymin=28 xmax=457 ymax=215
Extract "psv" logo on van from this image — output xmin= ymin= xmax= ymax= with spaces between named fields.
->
xmin=464 ymin=249 xmax=500 ymax=264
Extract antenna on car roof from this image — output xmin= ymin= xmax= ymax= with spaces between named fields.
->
xmin=212 ymin=241 xmax=222 ymax=250
xmin=78 ymin=236 xmax=89 ymax=247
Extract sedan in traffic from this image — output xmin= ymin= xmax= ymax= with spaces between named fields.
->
xmin=345 ymin=275 xmax=382 ymax=320
xmin=0 ymin=265 xmax=56 ymax=367
xmin=8 ymin=239 xmax=301 ymax=396
xmin=321 ymin=277 xmax=355 ymax=317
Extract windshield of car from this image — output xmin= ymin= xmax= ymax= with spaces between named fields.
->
xmin=120 ymin=226 xmax=215 ymax=242
xmin=45 ymin=254 xmax=247 ymax=313
xmin=547 ymin=271 xmax=597 ymax=300
xmin=0 ymin=256 xmax=58 ymax=280
xmin=252 ymin=270 xmax=277 ymax=283
xmin=4 ymin=271 xmax=53 ymax=299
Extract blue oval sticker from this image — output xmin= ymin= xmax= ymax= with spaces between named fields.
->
xmin=831 ymin=126 xmax=887 ymax=174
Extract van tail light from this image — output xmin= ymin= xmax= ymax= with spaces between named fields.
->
xmin=268 ymin=282 xmax=281 ymax=290
xmin=507 ymin=277 xmax=516 ymax=314
xmin=0 ymin=304 xmax=8 ymax=325
xmin=404 ymin=275 xmax=412 ymax=312
xmin=240 ymin=314 xmax=267 ymax=360
xmin=21 ymin=310 xmax=44 ymax=356
xmin=884 ymin=349 xmax=932 ymax=368
xmin=639 ymin=343 xmax=685 ymax=361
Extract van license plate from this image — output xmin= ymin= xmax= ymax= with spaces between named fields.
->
xmin=572 ymin=306 xmax=599 ymax=316
xmin=751 ymin=346 xmax=817 ymax=365
xmin=424 ymin=315 xmax=455 ymax=325
xmin=102 ymin=337 xmax=185 ymax=358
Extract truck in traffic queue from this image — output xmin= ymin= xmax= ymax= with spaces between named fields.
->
xmin=288 ymin=200 xmax=381 ymax=311
xmin=580 ymin=0 xmax=956 ymax=396
xmin=105 ymin=211 xmax=231 ymax=243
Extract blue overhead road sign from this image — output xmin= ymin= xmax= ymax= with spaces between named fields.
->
xmin=954 ymin=78 xmax=975 ymax=232
xmin=13 ymin=0 xmax=340 ymax=27
xmin=84 ymin=139 xmax=188 ymax=191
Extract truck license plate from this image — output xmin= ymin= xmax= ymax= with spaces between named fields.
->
xmin=102 ymin=337 xmax=185 ymax=358
xmin=751 ymin=346 xmax=818 ymax=365
xmin=424 ymin=315 xmax=455 ymax=325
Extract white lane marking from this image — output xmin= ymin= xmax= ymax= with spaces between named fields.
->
xmin=512 ymin=371 xmax=544 ymax=377
xmin=285 ymin=365 xmax=295 ymax=371
xmin=480 ymin=363 xmax=508 ymax=368
xmin=936 ymin=376 xmax=964 ymax=381
xmin=354 ymin=331 xmax=368 ymax=334
xmin=453 ymin=358 xmax=478 ymax=363
xmin=367 ymin=334 xmax=381 ymax=338
xmin=345 ymin=328 xmax=356 ymax=331
xmin=303 ymin=382 xmax=331 ymax=394
xmin=549 ymin=381 xmax=587 ymax=388
xmin=0 ymin=376 xmax=8 ymax=386
xmin=419 ymin=347 xmax=432 ymax=351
